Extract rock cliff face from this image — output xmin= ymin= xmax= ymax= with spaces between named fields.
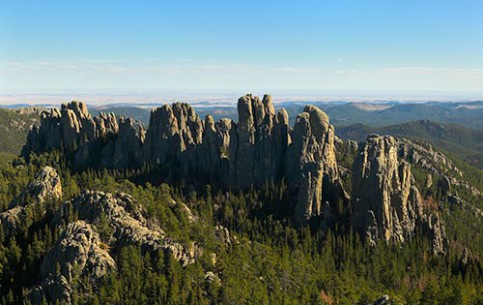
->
xmin=142 ymin=95 xmax=290 ymax=190
xmin=23 ymin=101 xmax=139 ymax=168
xmin=352 ymin=135 xmax=423 ymax=244
xmin=286 ymin=106 xmax=342 ymax=223
xmin=352 ymin=135 xmax=447 ymax=253
xmin=231 ymin=94 xmax=284 ymax=189
xmin=112 ymin=117 xmax=146 ymax=168
xmin=143 ymin=102 xmax=205 ymax=182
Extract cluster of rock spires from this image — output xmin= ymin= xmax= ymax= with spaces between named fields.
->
xmin=22 ymin=94 xmax=449 ymax=253
xmin=23 ymin=102 xmax=141 ymax=168
xmin=23 ymin=95 xmax=345 ymax=225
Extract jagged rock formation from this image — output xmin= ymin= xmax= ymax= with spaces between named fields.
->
xmin=0 ymin=166 xmax=62 ymax=234
xmin=424 ymin=214 xmax=448 ymax=255
xmin=352 ymin=135 xmax=422 ymax=244
xmin=24 ymin=101 xmax=118 ymax=154
xmin=142 ymin=95 xmax=290 ymax=189
xmin=352 ymin=135 xmax=447 ymax=253
xmin=20 ymin=95 xmax=455 ymax=245
xmin=398 ymin=138 xmax=481 ymax=198
xmin=232 ymin=94 xmax=284 ymax=188
xmin=398 ymin=139 xmax=462 ymax=177
xmin=31 ymin=221 xmax=116 ymax=304
xmin=29 ymin=189 xmax=201 ymax=304
xmin=22 ymin=94 xmax=344 ymax=225
xmin=55 ymin=190 xmax=201 ymax=266
xmin=22 ymin=101 xmax=144 ymax=168
xmin=144 ymin=102 xmax=202 ymax=166
xmin=10 ymin=166 xmax=62 ymax=208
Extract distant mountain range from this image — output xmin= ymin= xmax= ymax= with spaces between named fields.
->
xmin=336 ymin=120 xmax=483 ymax=169
xmin=86 ymin=100 xmax=483 ymax=130
xmin=279 ymin=100 xmax=483 ymax=129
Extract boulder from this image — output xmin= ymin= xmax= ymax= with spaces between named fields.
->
xmin=215 ymin=225 xmax=237 ymax=247
xmin=373 ymin=295 xmax=390 ymax=305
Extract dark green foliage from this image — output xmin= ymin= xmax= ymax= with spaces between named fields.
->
xmin=337 ymin=120 xmax=483 ymax=169
xmin=0 ymin=150 xmax=481 ymax=305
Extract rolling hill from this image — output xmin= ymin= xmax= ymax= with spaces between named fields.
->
xmin=337 ymin=120 xmax=483 ymax=168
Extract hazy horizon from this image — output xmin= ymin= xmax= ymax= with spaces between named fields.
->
xmin=1 ymin=89 xmax=483 ymax=107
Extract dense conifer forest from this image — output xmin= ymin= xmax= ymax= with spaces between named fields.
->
xmin=0 ymin=149 xmax=482 ymax=305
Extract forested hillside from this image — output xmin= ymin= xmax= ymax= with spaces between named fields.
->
xmin=0 ymin=96 xmax=482 ymax=305
xmin=1 ymin=152 xmax=482 ymax=305
xmin=0 ymin=108 xmax=40 ymax=155
xmin=337 ymin=120 xmax=483 ymax=169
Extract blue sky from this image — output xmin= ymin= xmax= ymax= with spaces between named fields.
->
xmin=1 ymin=0 xmax=482 ymax=93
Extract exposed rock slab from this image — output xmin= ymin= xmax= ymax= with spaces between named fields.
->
xmin=10 ymin=166 xmax=62 ymax=208
xmin=55 ymin=190 xmax=200 ymax=266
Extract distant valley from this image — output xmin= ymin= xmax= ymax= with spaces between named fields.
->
xmin=337 ymin=120 xmax=483 ymax=169
xmin=89 ymin=100 xmax=483 ymax=129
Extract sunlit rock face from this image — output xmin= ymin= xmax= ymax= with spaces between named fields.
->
xmin=352 ymin=135 xmax=447 ymax=253
xmin=285 ymin=105 xmax=341 ymax=224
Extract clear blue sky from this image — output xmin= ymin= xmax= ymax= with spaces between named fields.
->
xmin=1 ymin=0 xmax=482 ymax=92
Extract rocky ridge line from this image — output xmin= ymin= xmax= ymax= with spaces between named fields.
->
xmin=23 ymin=94 xmax=343 ymax=225
xmin=21 ymin=94 xmax=454 ymax=252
